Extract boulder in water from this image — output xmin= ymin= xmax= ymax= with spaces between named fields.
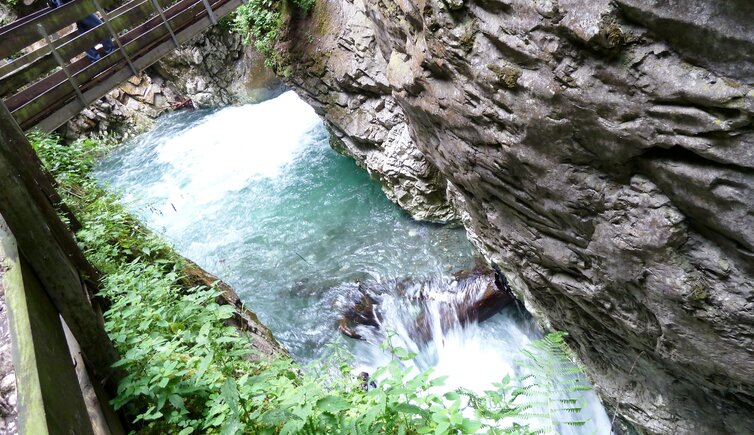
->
xmin=337 ymin=265 xmax=515 ymax=343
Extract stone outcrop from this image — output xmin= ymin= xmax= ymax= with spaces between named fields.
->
xmin=60 ymin=73 xmax=182 ymax=141
xmin=0 ymin=3 xmax=16 ymax=27
xmin=277 ymin=1 xmax=754 ymax=433
xmin=338 ymin=264 xmax=515 ymax=341
xmin=155 ymin=27 xmax=285 ymax=107
xmin=279 ymin=3 xmax=457 ymax=222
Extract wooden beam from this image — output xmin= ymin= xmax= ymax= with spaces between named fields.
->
xmin=1 ymin=221 xmax=96 ymax=435
xmin=6 ymin=0 xmax=204 ymax=124
xmin=0 ymin=31 xmax=77 ymax=84
xmin=0 ymin=101 xmax=119 ymax=386
xmin=0 ymin=0 xmax=155 ymax=98
xmin=35 ymin=0 xmax=240 ymax=132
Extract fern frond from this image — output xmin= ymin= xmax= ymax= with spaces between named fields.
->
xmin=513 ymin=332 xmax=593 ymax=432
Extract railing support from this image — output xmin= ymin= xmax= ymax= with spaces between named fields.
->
xmin=200 ymin=0 xmax=218 ymax=25
xmin=93 ymin=0 xmax=138 ymax=76
xmin=0 ymin=100 xmax=122 ymax=391
xmin=36 ymin=23 xmax=86 ymax=110
xmin=149 ymin=0 xmax=180 ymax=48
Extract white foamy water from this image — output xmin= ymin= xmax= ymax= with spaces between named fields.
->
xmin=114 ymin=91 xmax=321 ymax=234
xmin=347 ymin=276 xmax=613 ymax=434
xmin=96 ymin=91 xmax=613 ymax=434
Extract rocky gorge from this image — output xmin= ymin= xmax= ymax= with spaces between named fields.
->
xmin=27 ymin=0 xmax=753 ymax=432
xmin=270 ymin=0 xmax=754 ymax=433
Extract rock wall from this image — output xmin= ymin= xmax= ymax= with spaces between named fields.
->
xmin=155 ymin=27 xmax=285 ymax=107
xmin=277 ymin=0 xmax=754 ymax=433
xmin=278 ymin=2 xmax=457 ymax=222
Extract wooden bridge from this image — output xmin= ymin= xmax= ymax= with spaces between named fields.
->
xmin=0 ymin=0 xmax=243 ymax=132
xmin=0 ymin=0 xmax=250 ymax=432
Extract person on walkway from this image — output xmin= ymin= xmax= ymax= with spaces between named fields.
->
xmin=47 ymin=0 xmax=116 ymax=62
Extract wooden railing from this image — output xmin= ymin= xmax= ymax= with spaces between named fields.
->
xmin=0 ymin=0 xmax=243 ymax=132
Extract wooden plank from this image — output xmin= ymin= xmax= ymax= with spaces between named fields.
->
xmin=0 ymin=30 xmax=77 ymax=81
xmin=0 ymin=29 xmax=109 ymax=99
xmin=1 ymin=221 xmax=95 ymax=435
xmin=0 ymin=7 xmax=51 ymax=35
xmin=0 ymin=0 xmax=155 ymax=98
xmin=35 ymin=0 xmax=240 ymax=132
xmin=0 ymin=101 xmax=120 ymax=387
xmin=0 ymin=0 xmax=120 ymax=60
xmin=10 ymin=0 xmax=208 ymax=127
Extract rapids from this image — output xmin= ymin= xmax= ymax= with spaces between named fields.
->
xmin=95 ymin=91 xmax=612 ymax=434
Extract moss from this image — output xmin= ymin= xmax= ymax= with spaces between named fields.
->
xmin=459 ymin=22 xmax=478 ymax=53
xmin=487 ymin=63 xmax=522 ymax=89
xmin=598 ymin=16 xmax=625 ymax=49
xmin=688 ymin=278 xmax=709 ymax=302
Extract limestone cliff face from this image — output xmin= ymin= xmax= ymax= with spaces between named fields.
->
xmin=155 ymin=27 xmax=285 ymax=107
xmin=278 ymin=0 xmax=754 ymax=433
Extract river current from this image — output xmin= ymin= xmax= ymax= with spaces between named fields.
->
xmin=95 ymin=91 xmax=612 ymax=434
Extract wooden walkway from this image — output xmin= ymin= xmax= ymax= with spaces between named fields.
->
xmin=0 ymin=0 xmax=243 ymax=132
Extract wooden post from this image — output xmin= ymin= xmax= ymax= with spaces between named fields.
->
xmin=93 ymin=0 xmax=139 ymax=76
xmin=200 ymin=0 xmax=218 ymax=25
xmin=37 ymin=23 xmax=87 ymax=110
xmin=149 ymin=0 xmax=180 ymax=48
xmin=0 ymin=101 xmax=120 ymax=387
xmin=2 ymin=222 xmax=96 ymax=435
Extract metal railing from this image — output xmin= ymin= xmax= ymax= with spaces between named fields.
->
xmin=0 ymin=0 xmax=242 ymax=131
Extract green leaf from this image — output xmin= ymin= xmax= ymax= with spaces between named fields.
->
xmin=316 ymin=395 xmax=350 ymax=414
xmin=168 ymin=394 xmax=185 ymax=410
xmin=460 ymin=418 xmax=482 ymax=434
xmin=194 ymin=352 xmax=214 ymax=384
xmin=444 ymin=391 xmax=460 ymax=401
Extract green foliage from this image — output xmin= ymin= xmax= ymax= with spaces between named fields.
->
xmin=514 ymin=332 xmax=592 ymax=433
xmin=28 ymin=131 xmax=173 ymax=275
xmin=231 ymin=0 xmax=314 ymax=70
xmin=0 ymin=0 xmax=19 ymax=9
xmin=29 ymin=132 xmax=594 ymax=434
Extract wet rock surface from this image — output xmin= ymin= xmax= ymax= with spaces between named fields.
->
xmin=0 ymin=269 xmax=18 ymax=435
xmin=338 ymin=265 xmax=515 ymax=344
xmin=155 ymin=27 xmax=286 ymax=108
xmin=278 ymin=0 xmax=458 ymax=222
xmin=279 ymin=0 xmax=754 ymax=433
xmin=60 ymin=27 xmax=284 ymax=142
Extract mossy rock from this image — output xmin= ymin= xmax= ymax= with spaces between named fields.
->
xmin=487 ymin=63 xmax=522 ymax=89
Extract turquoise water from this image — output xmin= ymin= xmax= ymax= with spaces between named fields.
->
xmin=95 ymin=91 xmax=477 ymax=360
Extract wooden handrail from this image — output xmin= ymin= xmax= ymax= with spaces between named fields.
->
xmin=7 ymin=0 xmax=211 ymax=126
xmin=0 ymin=0 xmax=153 ymax=98
xmin=0 ymin=0 xmax=121 ymax=59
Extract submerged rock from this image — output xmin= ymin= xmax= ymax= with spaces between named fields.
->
xmin=278 ymin=0 xmax=754 ymax=433
xmin=337 ymin=265 xmax=515 ymax=343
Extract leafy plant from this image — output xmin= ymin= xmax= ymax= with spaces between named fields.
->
xmin=231 ymin=0 xmax=314 ymax=69
xmin=29 ymin=132 xmax=595 ymax=434
xmin=514 ymin=332 xmax=592 ymax=433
